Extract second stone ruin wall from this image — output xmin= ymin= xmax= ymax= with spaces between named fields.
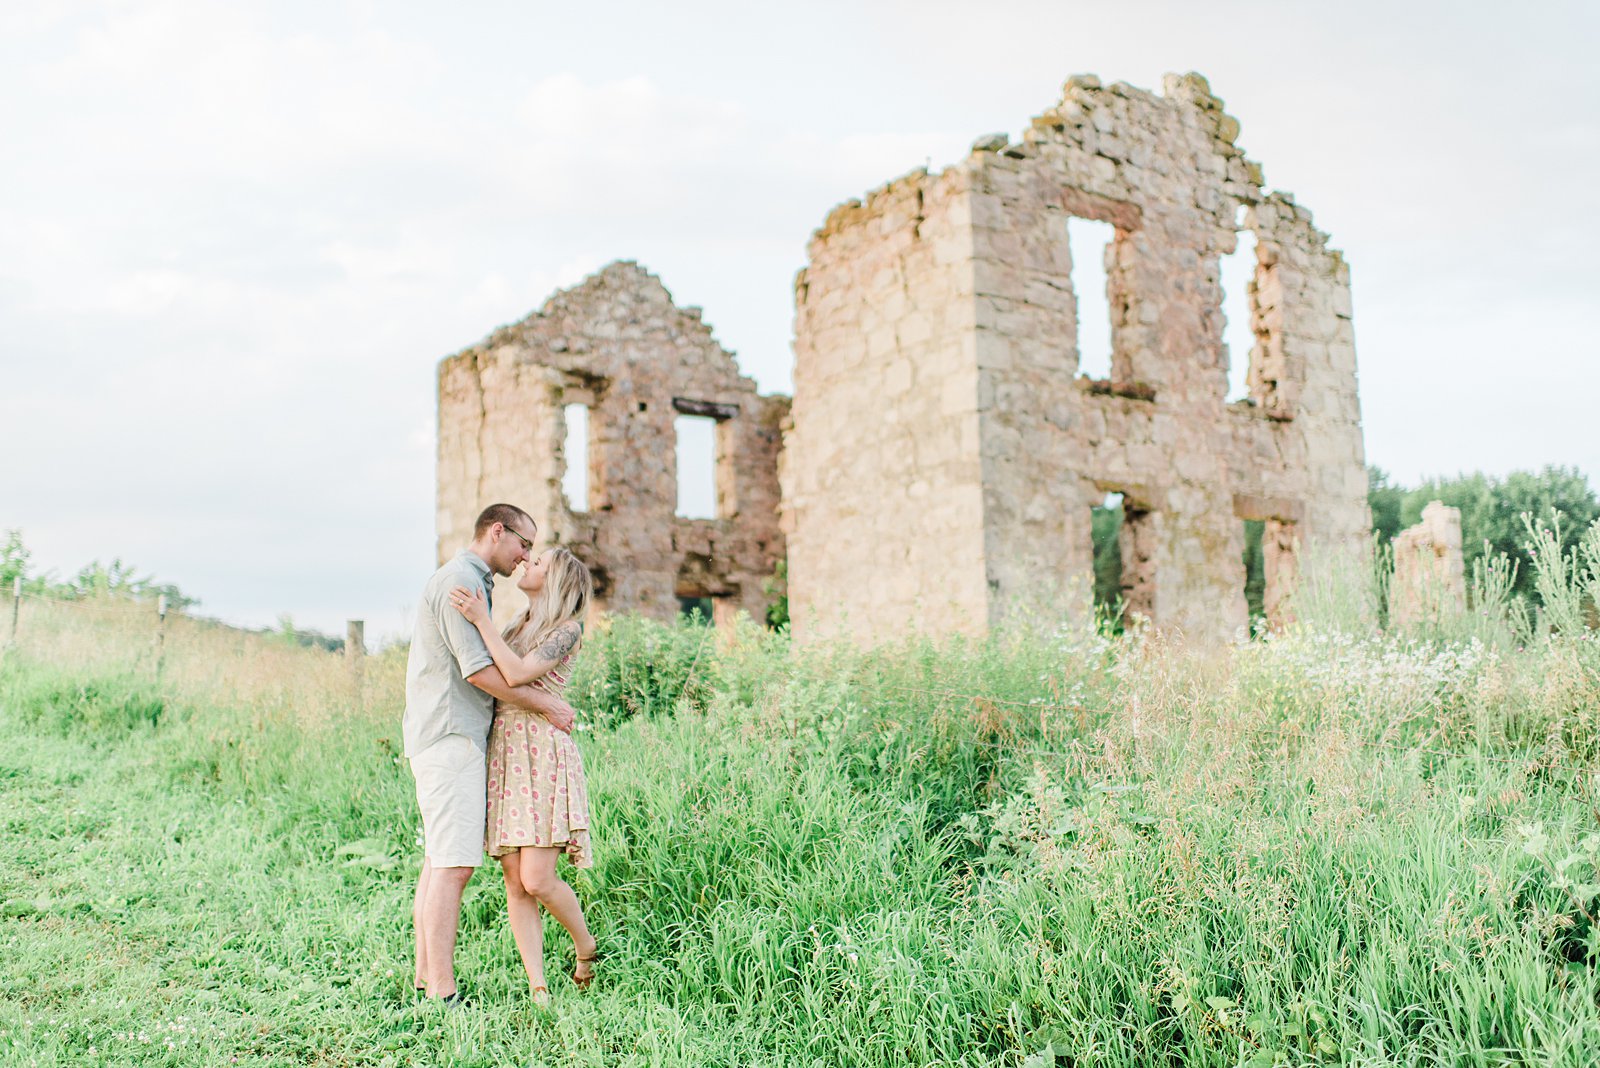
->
xmin=1390 ymin=501 xmax=1467 ymax=629
xmin=438 ymin=263 xmax=785 ymax=628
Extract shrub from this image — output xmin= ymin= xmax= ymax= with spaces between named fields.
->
xmin=564 ymin=612 xmax=721 ymax=728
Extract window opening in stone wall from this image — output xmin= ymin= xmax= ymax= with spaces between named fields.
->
xmin=1241 ymin=519 xmax=1266 ymax=636
xmin=1221 ymin=205 xmax=1259 ymax=403
xmin=674 ymin=415 xmax=718 ymax=519
xmin=1067 ymin=217 xmax=1116 ymax=380
xmin=1090 ymin=492 xmax=1125 ymax=633
xmin=678 ymin=596 xmax=714 ymax=625
xmin=562 ymin=403 xmax=590 ymax=512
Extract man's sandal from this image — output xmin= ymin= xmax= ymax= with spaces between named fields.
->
xmin=532 ymin=985 xmax=551 ymax=1008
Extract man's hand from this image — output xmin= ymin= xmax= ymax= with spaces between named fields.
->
xmin=465 ymin=666 xmax=577 ymax=734
xmin=517 ymin=685 xmax=576 ymax=734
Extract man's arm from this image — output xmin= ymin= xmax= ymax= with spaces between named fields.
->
xmin=466 ymin=665 xmax=576 ymax=734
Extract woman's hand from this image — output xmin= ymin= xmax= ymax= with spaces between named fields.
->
xmin=448 ymin=585 xmax=490 ymax=626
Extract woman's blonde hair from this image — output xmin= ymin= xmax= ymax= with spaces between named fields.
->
xmin=503 ymin=547 xmax=594 ymax=654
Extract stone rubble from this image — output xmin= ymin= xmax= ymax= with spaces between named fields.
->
xmin=1390 ymin=501 xmax=1467 ymax=629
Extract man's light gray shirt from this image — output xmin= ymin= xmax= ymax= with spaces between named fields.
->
xmin=403 ymin=550 xmax=496 ymax=757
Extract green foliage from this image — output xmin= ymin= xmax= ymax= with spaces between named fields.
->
xmin=563 ymin=612 xmax=719 ymax=728
xmin=6 ymin=597 xmax=1600 ymax=1065
xmin=1367 ymin=466 xmax=1407 ymax=545
xmin=1522 ymin=515 xmax=1600 ymax=636
xmin=1091 ymin=497 xmax=1124 ymax=631
xmin=1368 ymin=464 xmax=1600 ymax=604
xmin=0 ymin=529 xmax=30 ymax=591
xmin=762 ymin=559 xmax=789 ymax=631
xmin=1242 ymin=518 xmax=1265 ymax=631
xmin=272 ymin=613 xmax=346 ymax=652
xmin=0 ymin=529 xmax=197 ymax=609
xmin=0 ymin=665 xmax=167 ymax=734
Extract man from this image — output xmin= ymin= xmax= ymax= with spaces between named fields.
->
xmin=403 ymin=502 xmax=576 ymax=1002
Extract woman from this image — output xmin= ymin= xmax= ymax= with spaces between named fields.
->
xmin=448 ymin=547 xmax=599 ymax=1005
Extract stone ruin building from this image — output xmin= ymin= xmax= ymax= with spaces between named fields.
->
xmin=1390 ymin=501 xmax=1467 ymax=629
xmin=436 ymin=263 xmax=787 ymax=628
xmin=437 ymin=72 xmax=1369 ymax=644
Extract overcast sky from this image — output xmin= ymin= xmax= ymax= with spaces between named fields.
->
xmin=3 ymin=0 xmax=1596 ymax=642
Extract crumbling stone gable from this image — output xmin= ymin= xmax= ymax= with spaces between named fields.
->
xmin=1390 ymin=501 xmax=1466 ymax=629
xmin=437 ymin=261 xmax=786 ymax=627
xmin=782 ymin=73 xmax=1368 ymax=643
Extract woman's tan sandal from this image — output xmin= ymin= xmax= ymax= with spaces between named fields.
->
xmin=571 ymin=950 xmax=600 ymax=990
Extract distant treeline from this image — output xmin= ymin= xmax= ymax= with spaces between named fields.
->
xmin=1 ymin=529 xmax=196 ymax=611
xmin=1368 ymin=465 xmax=1598 ymax=602
xmin=0 ymin=529 xmax=345 ymax=652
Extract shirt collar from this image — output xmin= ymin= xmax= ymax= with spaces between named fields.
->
xmin=456 ymin=550 xmax=492 ymax=584
xmin=456 ymin=550 xmax=493 ymax=607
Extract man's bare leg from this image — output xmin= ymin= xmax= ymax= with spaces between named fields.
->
xmin=421 ymin=864 xmax=475 ymax=998
xmin=412 ymin=858 xmax=432 ymax=989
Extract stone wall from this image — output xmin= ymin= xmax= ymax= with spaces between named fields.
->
xmin=438 ymin=71 xmax=1370 ymax=646
xmin=783 ymin=73 xmax=1369 ymax=643
xmin=780 ymin=166 xmax=993 ymax=637
xmin=437 ymin=262 xmax=786 ymax=627
xmin=1390 ymin=500 xmax=1466 ymax=629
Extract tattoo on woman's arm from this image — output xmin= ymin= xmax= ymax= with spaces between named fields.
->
xmin=534 ymin=622 xmax=580 ymax=662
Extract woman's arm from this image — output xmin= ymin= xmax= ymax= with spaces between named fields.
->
xmin=448 ymin=587 xmax=580 ymax=687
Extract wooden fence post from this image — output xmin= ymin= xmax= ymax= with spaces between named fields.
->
xmin=347 ymin=620 xmax=365 ymax=702
xmin=5 ymin=577 xmax=18 ymax=653
xmin=154 ymin=594 xmax=168 ymax=686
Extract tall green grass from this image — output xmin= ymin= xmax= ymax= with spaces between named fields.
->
xmin=2 ymin=530 xmax=1600 ymax=1065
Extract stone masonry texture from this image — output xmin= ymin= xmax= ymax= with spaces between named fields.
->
xmin=440 ymin=72 xmax=1369 ymax=645
xmin=437 ymin=262 xmax=787 ymax=628
xmin=782 ymin=72 xmax=1368 ymax=643
xmin=1390 ymin=501 xmax=1467 ymax=630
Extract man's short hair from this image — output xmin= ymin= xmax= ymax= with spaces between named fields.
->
xmin=474 ymin=503 xmax=536 ymax=539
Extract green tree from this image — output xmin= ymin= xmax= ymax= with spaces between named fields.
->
xmin=1242 ymin=519 xmax=1266 ymax=632
xmin=762 ymin=560 xmax=789 ymax=631
xmin=1367 ymin=467 xmax=1406 ymax=545
xmin=0 ymin=530 xmax=30 ymax=591
xmin=64 ymin=558 xmax=198 ymax=611
xmin=1091 ymin=499 xmax=1124 ymax=631
xmin=1369 ymin=465 xmax=1599 ymax=603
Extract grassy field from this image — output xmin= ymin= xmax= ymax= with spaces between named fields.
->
xmin=3 ymin=548 xmax=1600 ymax=1067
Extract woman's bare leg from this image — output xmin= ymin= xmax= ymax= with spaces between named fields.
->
xmin=498 ymin=851 xmax=547 ymax=995
xmin=518 ymin=847 xmax=597 ymax=980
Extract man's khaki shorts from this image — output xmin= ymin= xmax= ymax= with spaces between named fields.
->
xmin=409 ymin=733 xmax=487 ymax=868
